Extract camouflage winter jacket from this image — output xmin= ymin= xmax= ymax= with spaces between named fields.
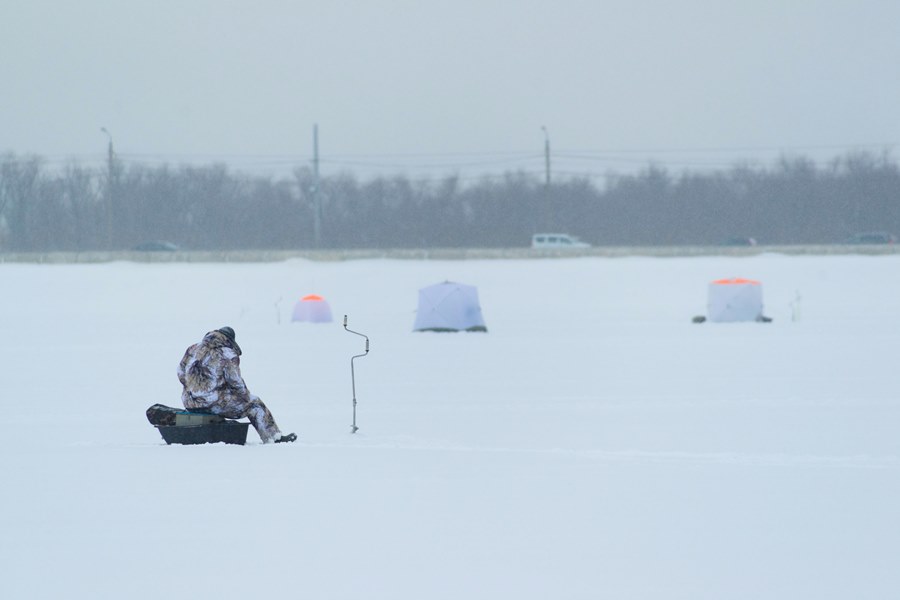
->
xmin=177 ymin=330 xmax=251 ymax=410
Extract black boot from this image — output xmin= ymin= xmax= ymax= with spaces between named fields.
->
xmin=275 ymin=432 xmax=297 ymax=443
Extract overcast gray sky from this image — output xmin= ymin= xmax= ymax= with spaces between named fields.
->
xmin=2 ymin=0 xmax=898 ymax=182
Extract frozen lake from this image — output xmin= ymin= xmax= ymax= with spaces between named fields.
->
xmin=1 ymin=253 xmax=898 ymax=599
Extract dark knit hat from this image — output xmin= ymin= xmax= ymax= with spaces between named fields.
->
xmin=217 ymin=326 xmax=236 ymax=342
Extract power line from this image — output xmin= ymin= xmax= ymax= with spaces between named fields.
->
xmin=558 ymin=142 xmax=897 ymax=155
xmin=11 ymin=141 xmax=896 ymax=181
xmin=320 ymin=154 xmax=543 ymax=170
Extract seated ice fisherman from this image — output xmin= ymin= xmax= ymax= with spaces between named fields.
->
xmin=177 ymin=326 xmax=296 ymax=444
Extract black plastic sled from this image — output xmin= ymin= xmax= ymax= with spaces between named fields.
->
xmin=146 ymin=404 xmax=250 ymax=446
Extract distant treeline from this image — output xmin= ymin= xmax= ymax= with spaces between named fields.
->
xmin=1 ymin=151 xmax=898 ymax=251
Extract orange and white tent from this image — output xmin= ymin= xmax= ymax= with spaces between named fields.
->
xmin=707 ymin=278 xmax=764 ymax=322
xmin=291 ymin=294 xmax=333 ymax=323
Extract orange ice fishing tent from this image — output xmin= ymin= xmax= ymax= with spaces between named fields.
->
xmin=707 ymin=278 xmax=766 ymax=322
xmin=291 ymin=294 xmax=333 ymax=323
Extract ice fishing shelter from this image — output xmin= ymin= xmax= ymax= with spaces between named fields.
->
xmin=291 ymin=294 xmax=333 ymax=323
xmin=707 ymin=278 xmax=765 ymax=322
xmin=413 ymin=281 xmax=488 ymax=332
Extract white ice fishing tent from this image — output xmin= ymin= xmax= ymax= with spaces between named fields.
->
xmin=413 ymin=281 xmax=488 ymax=332
xmin=291 ymin=294 xmax=333 ymax=323
xmin=707 ymin=278 xmax=764 ymax=322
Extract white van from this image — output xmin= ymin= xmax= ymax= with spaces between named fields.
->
xmin=531 ymin=233 xmax=590 ymax=249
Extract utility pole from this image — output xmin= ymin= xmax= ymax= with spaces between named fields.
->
xmin=100 ymin=127 xmax=114 ymax=249
xmin=539 ymin=126 xmax=552 ymax=232
xmin=311 ymin=123 xmax=321 ymax=248
xmin=541 ymin=125 xmax=551 ymax=186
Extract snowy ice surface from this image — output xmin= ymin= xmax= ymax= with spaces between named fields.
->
xmin=1 ymin=254 xmax=898 ymax=599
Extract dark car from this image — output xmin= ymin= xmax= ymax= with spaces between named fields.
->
xmin=131 ymin=241 xmax=180 ymax=252
xmin=843 ymin=232 xmax=897 ymax=245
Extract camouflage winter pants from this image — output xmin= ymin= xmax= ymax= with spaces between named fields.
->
xmin=184 ymin=392 xmax=282 ymax=443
